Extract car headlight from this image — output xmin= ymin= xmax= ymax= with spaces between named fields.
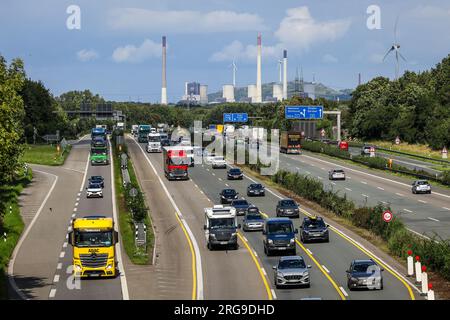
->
xmin=290 ymin=238 xmax=295 ymax=244
xmin=209 ymin=233 xmax=216 ymax=238
xmin=268 ymin=239 xmax=273 ymax=244
xmin=231 ymin=232 xmax=237 ymax=237
xmin=234 ymin=195 xmax=238 ymax=198
xmin=350 ymin=277 xmax=358 ymax=282
xmin=75 ymin=265 xmax=82 ymax=271
xmin=277 ymin=272 xmax=284 ymax=278
xmin=294 ymin=208 xmax=299 ymax=212
xmin=106 ymin=264 xmax=113 ymax=270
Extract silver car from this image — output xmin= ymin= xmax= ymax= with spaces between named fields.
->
xmin=86 ymin=182 xmax=103 ymax=198
xmin=346 ymin=259 xmax=384 ymax=290
xmin=273 ymin=256 xmax=311 ymax=288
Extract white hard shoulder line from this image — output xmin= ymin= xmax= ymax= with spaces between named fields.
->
xmin=132 ymin=136 xmax=204 ymax=300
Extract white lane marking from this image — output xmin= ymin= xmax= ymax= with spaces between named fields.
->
xmin=321 ymin=167 xmax=326 ymax=170
xmin=407 ymin=228 xmax=433 ymax=241
xmin=381 ymin=201 xmax=388 ymax=205
xmin=361 ymin=181 xmax=367 ymax=185
xmin=73 ymin=207 xmax=77 ymax=212
xmin=347 ymin=176 xmax=352 ymax=179
xmin=7 ymin=169 xmax=58 ymax=301
xmin=271 ymin=289 xmax=277 ymax=299
xmin=317 ymin=176 xmax=323 ymax=180
xmin=305 ymin=171 xmax=311 ymax=175
xmin=428 ymin=217 xmax=439 ymax=222
xmin=443 ymin=207 xmax=450 ymax=211
xmin=63 ymin=242 xmax=68 ymax=248
xmin=218 ymin=178 xmax=222 ymax=181
xmin=396 ymin=193 xmax=404 ymax=197
xmin=53 ymin=275 xmax=60 ymax=283
xmin=331 ymin=182 xmax=336 ymax=185
xmin=377 ymin=187 xmax=385 ymax=191
xmin=261 ymin=268 xmax=267 ymax=276
xmin=206 ymin=169 xmax=210 ymax=171
xmin=133 ymin=137 xmax=203 ymax=300
xmin=225 ymin=183 xmax=230 ymax=187
xmin=57 ymin=263 xmax=62 ymax=270
xmin=59 ymin=252 xmax=65 ymax=258
xmin=74 ymin=202 xmax=79 ymax=207
xmin=362 ymin=194 xmax=369 ymax=198
xmin=345 ymin=188 xmax=352 ymax=191
xmin=77 ymin=193 xmax=81 ymax=197
xmin=199 ymin=190 xmax=204 ymax=195
xmin=306 ymin=248 xmax=313 ymax=255
xmin=76 ymin=197 xmax=80 ymax=202
xmin=403 ymin=209 xmax=413 ymax=213
xmin=194 ymin=184 xmax=198 ymax=188
xmin=49 ymin=289 xmax=56 ymax=298
xmin=212 ymin=173 xmax=215 ymax=176
xmin=108 ymin=139 xmax=130 ymax=301
xmin=418 ymin=200 xmax=427 ymax=204
xmin=254 ymin=251 xmax=258 ymax=257
xmin=79 ymin=151 xmax=90 ymax=192
xmin=322 ymin=265 xmax=330 ymax=273
xmin=339 ymin=287 xmax=349 ymax=297
xmin=71 ymin=214 xmax=76 ymax=218
xmin=310 ymin=164 xmax=315 ymax=167
xmin=296 ymin=167 xmax=301 ymax=170
xmin=300 ymin=153 xmax=450 ymax=199
xmin=67 ymin=226 xmax=71 ymax=232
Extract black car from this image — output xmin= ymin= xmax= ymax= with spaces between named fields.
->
xmin=161 ymin=138 xmax=171 ymax=147
xmin=300 ymin=216 xmax=329 ymax=243
xmin=88 ymin=175 xmax=104 ymax=188
xmin=220 ymin=189 xmax=239 ymax=204
xmin=227 ymin=168 xmax=243 ymax=180
xmin=346 ymin=259 xmax=384 ymax=291
xmin=276 ymin=199 xmax=300 ymax=218
xmin=231 ymin=199 xmax=251 ymax=216
xmin=247 ymin=183 xmax=265 ymax=196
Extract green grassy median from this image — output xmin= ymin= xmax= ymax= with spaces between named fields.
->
xmin=21 ymin=144 xmax=72 ymax=166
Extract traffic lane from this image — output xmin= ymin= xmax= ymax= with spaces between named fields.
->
xmin=54 ymin=153 xmax=122 ymax=300
xmin=197 ymin=163 xmax=415 ymax=300
xmin=144 ymin=147 xmax=268 ymax=300
xmin=190 ymin=164 xmax=340 ymax=300
xmin=126 ymin=138 xmax=192 ymax=299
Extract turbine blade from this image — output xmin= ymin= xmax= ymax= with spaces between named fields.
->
xmin=382 ymin=48 xmax=394 ymax=61
xmin=394 ymin=15 xmax=399 ymax=43
xmin=398 ymin=51 xmax=407 ymax=62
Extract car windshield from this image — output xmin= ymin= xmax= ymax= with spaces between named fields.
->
xmin=75 ymin=230 xmax=112 ymax=247
xmin=278 ymin=259 xmax=306 ymax=270
xmin=210 ymin=218 xmax=235 ymax=229
xmin=90 ymin=176 xmax=102 ymax=181
xmin=304 ymin=219 xmax=326 ymax=228
xmin=233 ymin=200 xmax=248 ymax=206
xmin=333 ymin=170 xmax=344 ymax=173
xmin=246 ymin=214 xmax=262 ymax=220
xmin=352 ymin=263 xmax=378 ymax=273
xmin=280 ymin=200 xmax=296 ymax=206
xmin=230 ymin=169 xmax=241 ymax=174
xmin=223 ymin=189 xmax=236 ymax=195
xmin=250 ymin=184 xmax=263 ymax=189
xmin=417 ymin=181 xmax=429 ymax=185
xmin=89 ymin=183 xmax=101 ymax=189
xmin=214 ymin=156 xmax=224 ymax=161
xmin=267 ymin=222 xmax=293 ymax=234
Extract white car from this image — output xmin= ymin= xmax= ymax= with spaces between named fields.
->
xmin=212 ymin=156 xmax=227 ymax=169
xmin=204 ymin=152 xmax=216 ymax=165
xmin=412 ymin=180 xmax=431 ymax=194
xmin=328 ymin=169 xmax=345 ymax=180
xmin=86 ymin=182 xmax=103 ymax=198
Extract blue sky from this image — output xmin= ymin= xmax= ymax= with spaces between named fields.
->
xmin=1 ymin=0 xmax=450 ymax=102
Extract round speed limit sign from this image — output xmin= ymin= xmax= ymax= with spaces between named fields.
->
xmin=382 ymin=210 xmax=393 ymax=223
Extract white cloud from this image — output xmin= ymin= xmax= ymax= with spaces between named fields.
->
xmin=323 ymin=54 xmax=338 ymax=63
xmin=369 ymin=53 xmax=385 ymax=64
xmin=209 ymin=40 xmax=281 ymax=62
xmin=112 ymin=39 xmax=161 ymax=63
xmin=407 ymin=5 xmax=450 ymax=19
xmin=77 ymin=49 xmax=99 ymax=62
xmin=108 ymin=8 xmax=266 ymax=33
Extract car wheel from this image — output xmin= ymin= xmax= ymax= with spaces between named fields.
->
xmin=428 ymin=191 xmax=432 ymax=194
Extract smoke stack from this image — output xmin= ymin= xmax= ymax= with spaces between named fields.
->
xmin=282 ymin=49 xmax=288 ymax=100
xmin=358 ymin=73 xmax=362 ymax=86
xmin=255 ymin=33 xmax=262 ymax=103
xmin=161 ymin=36 xmax=168 ymax=105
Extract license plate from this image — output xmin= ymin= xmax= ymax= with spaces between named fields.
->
xmin=90 ymin=273 xmax=101 ymax=277
xmin=277 ymin=247 xmax=287 ymax=250
xmin=220 ymin=241 xmax=228 ymax=245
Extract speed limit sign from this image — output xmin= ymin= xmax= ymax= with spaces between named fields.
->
xmin=382 ymin=210 xmax=393 ymax=223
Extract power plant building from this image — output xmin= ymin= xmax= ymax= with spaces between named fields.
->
xmin=222 ymin=85 xmax=235 ymax=102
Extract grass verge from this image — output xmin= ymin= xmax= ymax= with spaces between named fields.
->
xmin=0 ymin=168 xmax=33 ymax=299
xmin=21 ymin=144 xmax=72 ymax=166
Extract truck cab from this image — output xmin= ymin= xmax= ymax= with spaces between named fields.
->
xmin=280 ymin=132 xmax=301 ymax=154
xmin=147 ymin=132 xmax=162 ymax=153
xmin=138 ymin=125 xmax=151 ymax=143
xmin=68 ymin=216 xmax=119 ymax=278
xmin=90 ymin=146 xmax=109 ymax=165
xmin=263 ymin=218 xmax=297 ymax=256
xmin=204 ymin=205 xmax=240 ymax=250
xmin=163 ymin=147 xmax=190 ymax=180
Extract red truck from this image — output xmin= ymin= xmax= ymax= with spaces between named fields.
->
xmin=163 ymin=147 xmax=189 ymax=180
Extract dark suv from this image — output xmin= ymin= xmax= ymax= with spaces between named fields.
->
xmin=88 ymin=175 xmax=104 ymax=188
xmin=300 ymin=216 xmax=329 ymax=243
xmin=263 ymin=218 xmax=297 ymax=256
xmin=220 ymin=189 xmax=238 ymax=204
xmin=276 ymin=199 xmax=300 ymax=218
xmin=346 ymin=259 xmax=384 ymax=291
xmin=231 ymin=199 xmax=251 ymax=216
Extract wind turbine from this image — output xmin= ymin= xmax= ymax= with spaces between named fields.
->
xmin=278 ymin=59 xmax=283 ymax=83
xmin=383 ymin=15 xmax=407 ymax=80
xmin=229 ymin=60 xmax=237 ymax=87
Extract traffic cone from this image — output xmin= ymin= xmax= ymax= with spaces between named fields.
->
xmin=407 ymin=250 xmax=414 ymax=277
xmin=421 ymin=266 xmax=428 ymax=296
xmin=415 ymin=256 xmax=422 ymax=283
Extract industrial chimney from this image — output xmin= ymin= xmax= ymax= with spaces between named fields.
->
xmin=282 ymin=50 xmax=288 ymax=100
xmin=161 ymin=36 xmax=168 ymax=105
xmin=255 ymin=33 xmax=262 ymax=103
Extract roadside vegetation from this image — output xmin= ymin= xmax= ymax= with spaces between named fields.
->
xmin=111 ymin=131 xmax=154 ymax=265
xmin=20 ymin=144 xmax=72 ymax=166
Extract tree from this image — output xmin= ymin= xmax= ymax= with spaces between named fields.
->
xmin=0 ymin=56 xmax=26 ymax=183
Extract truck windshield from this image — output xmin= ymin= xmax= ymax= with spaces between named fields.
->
xmin=169 ymin=156 xmax=190 ymax=165
xmin=267 ymin=222 xmax=293 ymax=234
xmin=75 ymin=230 xmax=112 ymax=247
xmin=210 ymin=218 xmax=235 ymax=229
xmin=148 ymin=136 xmax=161 ymax=142
xmin=92 ymin=149 xmax=107 ymax=155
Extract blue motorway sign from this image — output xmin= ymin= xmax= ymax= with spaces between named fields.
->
xmin=285 ymin=106 xmax=323 ymax=119
xmin=223 ymin=113 xmax=248 ymax=123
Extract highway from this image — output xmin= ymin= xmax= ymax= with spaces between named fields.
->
xmin=133 ymin=137 xmax=418 ymax=300
xmin=260 ymin=145 xmax=450 ymax=240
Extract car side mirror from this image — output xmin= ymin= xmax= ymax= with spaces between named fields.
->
xmin=326 ymin=224 xmax=330 ymax=228
xmin=272 ymin=266 xmax=276 ymax=270
xmin=345 ymin=270 xmax=350 ymax=273
xmin=381 ymin=268 xmax=384 ymax=272
xmin=85 ymin=187 xmax=88 ymax=190
xmin=294 ymin=229 xmax=298 ymax=234
xmin=262 ymin=230 xmax=266 ymax=235
xmin=113 ymin=231 xmax=119 ymax=244
xmin=203 ymin=225 xmax=207 ymax=230
xmin=68 ymin=231 xmax=74 ymax=246
xmin=237 ymin=224 xmax=241 ymax=229
xmin=300 ymin=225 xmax=303 ymax=229
xmin=307 ymin=265 xmax=312 ymax=269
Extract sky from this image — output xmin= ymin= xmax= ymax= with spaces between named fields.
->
xmin=1 ymin=0 xmax=450 ymax=103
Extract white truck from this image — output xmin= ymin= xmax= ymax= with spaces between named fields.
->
xmin=204 ymin=205 xmax=240 ymax=250
xmin=131 ymin=125 xmax=139 ymax=136
xmin=147 ymin=132 xmax=162 ymax=153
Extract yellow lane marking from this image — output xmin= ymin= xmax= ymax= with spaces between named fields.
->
xmin=237 ymin=233 xmax=273 ymax=300
xmin=260 ymin=212 xmax=345 ymax=300
xmin=174 ymin=212 xmax=197 ymax=300
xmin=299 ymin=208 xmax=415 ymax=300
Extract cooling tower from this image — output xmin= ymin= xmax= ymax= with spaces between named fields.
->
xmin=161 ymin=36 xmax=168 ymax=105
xmin=283 ymin=49 xmax=287 ymax=100
xmin=255 ymin=33 xmax=262 ymax=103
xmin=273 ymin=84 xmax=283 ymax=101
xmin=248 ymin=84 xmax=257 ymax=102
xmin=223 ymin=85 xmax=235 ymax=102
xmin=200 ymin=85 xmax=208 ymax=105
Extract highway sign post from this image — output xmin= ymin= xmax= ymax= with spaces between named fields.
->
xmin=370 ymin=146 xmax=376 ymax=158
xmin=285 ymin=106 xmax=323 ymax=119
xmin=223 ymin=113 xmax=248 ymax=123
xmin=382 ymin=210 xmax=393 ymax=223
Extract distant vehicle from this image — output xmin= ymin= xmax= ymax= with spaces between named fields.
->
xmin=138 ymin=125 xmax=151 ymax=143
xmin=91 ymin=127 xmax=106 ymax=140
xmin=227 ymin=168 xmax=243 ymax=180
xmin=150 ymin=127 xmax=157 ymax=134
xmin=88 ymin=176 xmax=104 ymax=188
xmin=247 ymin=183 xmax=265 ymax=196
xmin=204 ymin=151 xmax=216 ymax=165
xmin=231 ymin=199 xmax=251 ymax=216
xmin=147 ymin=133 xmax=162 ymax=153
xmin=339 ymin=141 xmax=349 ymax=151
xmin=273 ymin=256 xmax=311 ymax=289
xmin=163 ymin=147 xmax=189 ymax=180
xmin=91 ymin=136 xmax=106 ymax=148
xmin=243 ymin=207 xmax=264 ymax=231
xmin=220 ymin=188 xmax=238 ymax=204
xmin=300 ymin=216 xmax=329 ymax=243
xmin=280 ymin=132 xmax=301 ymax=154
xmin=361 ymin=145 xmax=375 ymax=156
xmin=131 ymin=124 xmax=139 ymax=136
xmin=412 ymin=180 xmax=431 ymax=194
xmin=263 ymin=218 xmax=297 ymax=256
xmin=276 ymin=199 xmax=300 ymax=218
xmin=116 ymin=122 xmax=125 ymax=131
xmin=346 ymin=259 xmax=384 ymax=290
xmin=68 ymin=216 xmax=118 ymax=278
xmin=212 ymin=156 xmax=227 ymax=169
xmin=204 ymin=205 xmax=240 ymax=250
xmin=329 ymin=169 xmax=346 ymax=180
xmin=86 ymin=182 xmax=103 ymax=198
xmin=161 ymin=138 xmax=171 ymax=147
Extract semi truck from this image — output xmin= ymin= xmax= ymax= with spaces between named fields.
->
xmin=131 ymin=125 xmax=139 ymax=136
xmin=204 ymin=205 xmax=240 ymax=250
xmin=163 ymin=146 xmax=190 ymax=180
xmin=280 ymin=131 xmax=302 ymax=154
xmin=91 ymin=127 xmax=106 ymax=140
xmin=147 ymin=132 xmax=162 ymax=153
xmin=138 ymin=125 xmax=151 ymax=143
xmin=68 ymin=216 xmax=119 ymax=278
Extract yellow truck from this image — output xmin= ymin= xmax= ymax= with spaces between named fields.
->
xmin=68 ymin=216 xmax=118 ymax=278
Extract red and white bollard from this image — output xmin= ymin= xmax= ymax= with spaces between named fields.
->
xmin=407 ymin=250 xmax=414 ymax=277
xmin=427 ymin=283 xmax=435 ymax=300
xmin=415 ymin=256 xmax=422 ymax=283
xmin=421 ymin=266 xmax=428 ymax=296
